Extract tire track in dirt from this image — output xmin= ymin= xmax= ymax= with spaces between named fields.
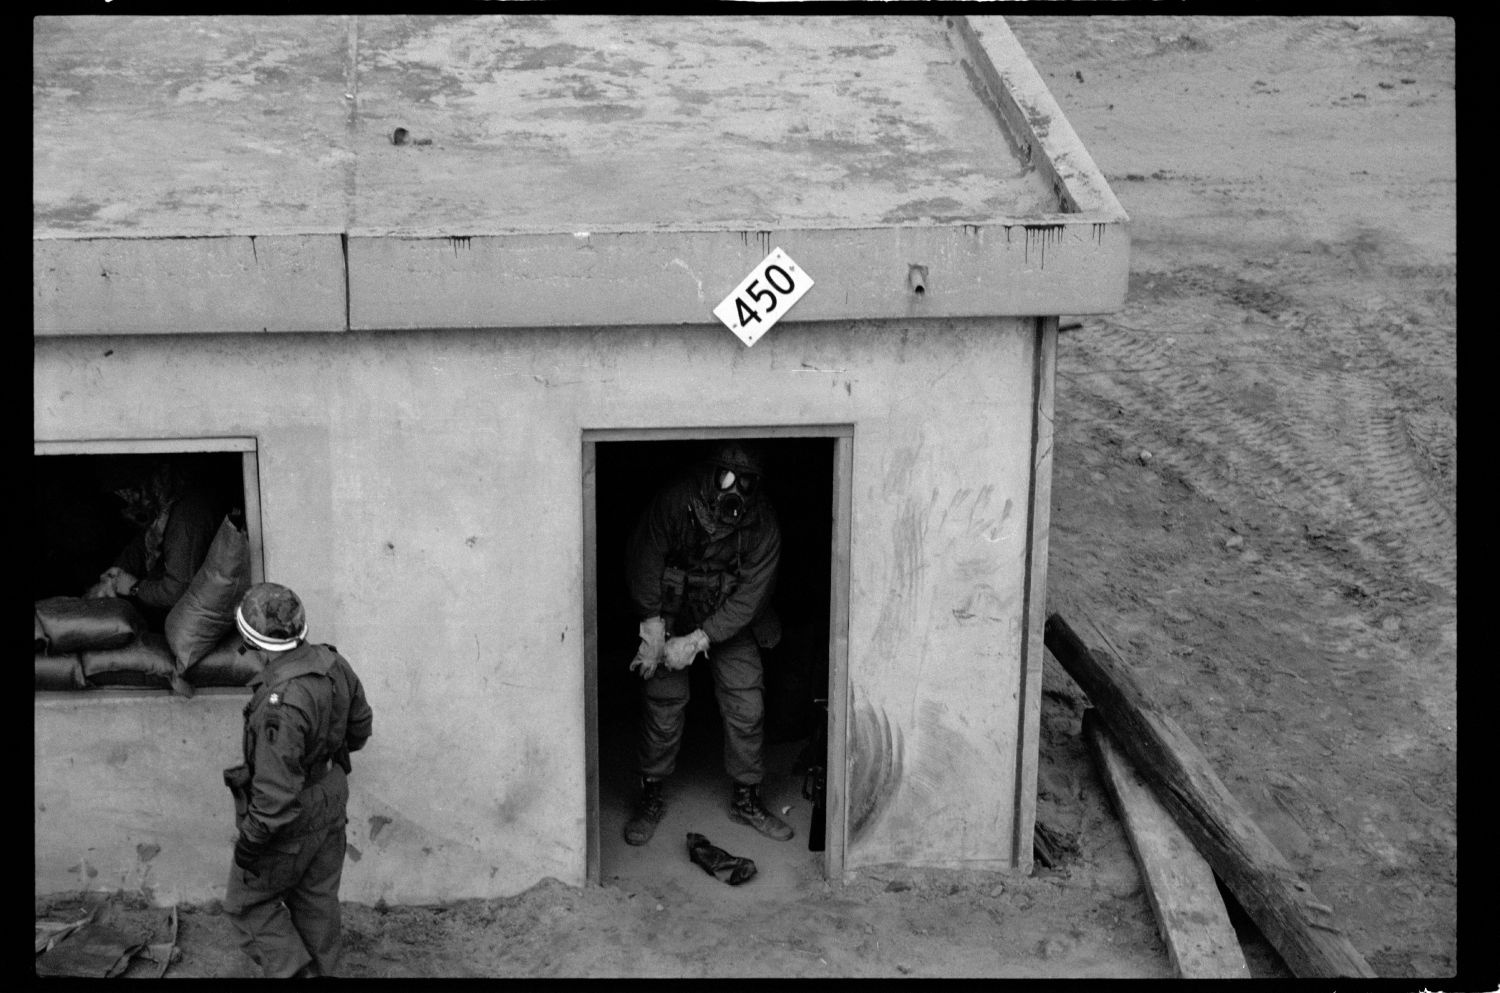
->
xmin=1059 ymin=321 xmax=1455 ymax=597
xmin=1265 ymin=368 xmax=1455 ymax=594
xmin=1011 ymin=16 xmax=1397 ymax=77
xmin=1060 ymin=383 xmax=1377 ymax=610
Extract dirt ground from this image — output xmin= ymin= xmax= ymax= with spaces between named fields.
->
xmin=36 ymin=15 xmax=1459 ymax=982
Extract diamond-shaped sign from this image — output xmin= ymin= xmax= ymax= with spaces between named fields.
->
xmin=712 ymin=247 xmax=814 ymax=347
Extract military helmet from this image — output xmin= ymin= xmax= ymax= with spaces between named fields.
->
xmin=709 ymin=441 xmax=766 ymax=478
xmin=236 ymin=582 xmax=308 ymax=652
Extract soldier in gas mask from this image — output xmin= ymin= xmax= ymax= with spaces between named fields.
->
xmin=622 ymin=441 xmax=791 ymax=846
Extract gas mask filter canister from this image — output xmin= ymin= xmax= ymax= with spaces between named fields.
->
xmin=714 ymin=468 xmax=756 ymax=525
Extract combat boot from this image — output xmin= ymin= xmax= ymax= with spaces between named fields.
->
xmin=729 ymin=783 xmax=794 ymax=841
xmin=623 ymin=776 xmax=666 ymax=846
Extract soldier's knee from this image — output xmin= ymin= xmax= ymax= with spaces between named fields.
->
xmin=718 ymin=693 xmax=764 ymax=726
xmin=644 ymin=678 xmax=690 ymax=706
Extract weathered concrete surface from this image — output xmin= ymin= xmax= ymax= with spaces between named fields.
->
xmin=34 ymin=16 xmax=1054 ymax=236
xmin=35 ymin=315 xmax=1047 ymax=904
xmin=33 ymin=16 xmax=353 ymax=237
xmin=34 ymin=692 xmax=245 ymax=904
xmin=347 ymin=226 xmax=1126 ymax=331
xmin=34 ymin=235 xmax=348 ymax=335
xmin=34 ymin=16 xmax=1129 ymax=333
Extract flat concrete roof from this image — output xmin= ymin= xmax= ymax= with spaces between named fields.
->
xmin=34 ymin=15 xmax=1129 ymax=333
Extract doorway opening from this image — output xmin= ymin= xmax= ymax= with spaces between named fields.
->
xmin=583 ymin=429 xmax=850 ymax=895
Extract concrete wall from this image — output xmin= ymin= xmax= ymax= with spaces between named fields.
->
xmin=34 ymin=316 xmax=1046 ymax=905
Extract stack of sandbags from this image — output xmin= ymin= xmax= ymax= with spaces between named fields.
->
xmin=35 ymin=514 xmax=261 ymax=694
xmin=81 ymin=631 xmax=180 ymax=690
xmin=34 ymin=596 xmax=148 ymax=691
xmin=185 ymin=631 xmax=266 ymax=687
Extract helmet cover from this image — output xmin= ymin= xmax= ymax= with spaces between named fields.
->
xmin=236 ymin=582 xmax=308 ymax=651
xmin=709 ymin=441 xmax=766 ymax=478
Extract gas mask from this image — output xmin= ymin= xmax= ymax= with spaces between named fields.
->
xmin=712 ymin=467 xmax=759 ymax=526
xmin=114 ymin=485 xmax=157 ymax=527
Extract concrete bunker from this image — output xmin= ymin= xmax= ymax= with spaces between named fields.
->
xmin=34 ymin=15 xmax=1129 ymax=906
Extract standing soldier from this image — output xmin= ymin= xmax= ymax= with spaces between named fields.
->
xmin=623 ymin=441 xmax=793 ymax=846
xmin=222 ymin=582 xmax=373 ymax=978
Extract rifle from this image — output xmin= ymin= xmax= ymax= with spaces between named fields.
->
xmin=798 ymin=699 xmax=828 ymax=852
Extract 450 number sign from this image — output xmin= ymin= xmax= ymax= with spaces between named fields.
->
xmin=713 ymin=247 xmax=814 ymax=347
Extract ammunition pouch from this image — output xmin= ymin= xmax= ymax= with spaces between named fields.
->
xmin=223 ymin=763 xmax=252 ymax=823
xmin=661 ymin=567 xmax=687 ymax=617
xmin=750 ymin=605 xmax=781 ymax=649
xmin=662 ymin=567 xmax=725 ymax=631
xmin=685 ymin=573 xmax=723 ymax=611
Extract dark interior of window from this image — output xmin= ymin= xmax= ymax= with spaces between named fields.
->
xmin=34 ymin=452 xmax=246 ymax=604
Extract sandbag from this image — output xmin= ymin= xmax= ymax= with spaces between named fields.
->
xmin=81 ymin=632 xmax=177 ymax=689
xmin=36 ymin=653 xmax=85 ymax=692
xmin=165 ymin=515 xmax=250 ymax=674
xmin=185 ymin=631 xmax=265 ymax=688
xmin=35 ymin=597 xmax=144 ymax=655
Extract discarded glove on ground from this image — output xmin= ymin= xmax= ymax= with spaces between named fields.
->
xmin=686 ymin=832 xmax=757 ymax=886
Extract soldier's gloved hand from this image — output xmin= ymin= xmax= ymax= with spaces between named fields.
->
xmin=629 ymin=617 xmax=667 ymax=679
xmin=663 ymin=629 xmax=710 ymax=670
xmin=233 ymin=834 xmax=266 ymax=873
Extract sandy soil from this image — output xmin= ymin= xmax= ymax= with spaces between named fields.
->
xmin=36 ymin=15 xmax=1458 ymax=982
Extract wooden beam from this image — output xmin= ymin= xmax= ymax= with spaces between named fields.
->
xmin=1084 ymin=709 xmax=1250 ymax=979
xmin=1044 ymin=613 xmax=1376 ymax=979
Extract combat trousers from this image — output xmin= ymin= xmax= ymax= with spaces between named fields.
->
xmin=639 ymin=629 xmax=766 ymax=784
xmin=224 ymin=820 xmax=347 ymax=978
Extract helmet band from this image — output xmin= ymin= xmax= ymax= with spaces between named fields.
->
xmin=235 ymin=604 xmax=306 ymax=652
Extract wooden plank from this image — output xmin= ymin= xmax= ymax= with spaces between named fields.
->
xmin=1084 ymin=710 xmax=1250 ymax=979
xmin=1044 ymin=613 xmax=1376 ymax=978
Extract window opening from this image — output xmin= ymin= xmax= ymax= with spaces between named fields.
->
xmin=34 ymin=445 xmax=262 ymax=694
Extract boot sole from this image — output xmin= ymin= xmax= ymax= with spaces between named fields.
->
xmin=728 ymin=808 xmax=794 ymax=841
xmin=623 ymin=821 xmax=660 ymax=846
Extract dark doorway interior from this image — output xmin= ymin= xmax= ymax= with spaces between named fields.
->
xmin=593 ymin=437 xmax=833 ymax=893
